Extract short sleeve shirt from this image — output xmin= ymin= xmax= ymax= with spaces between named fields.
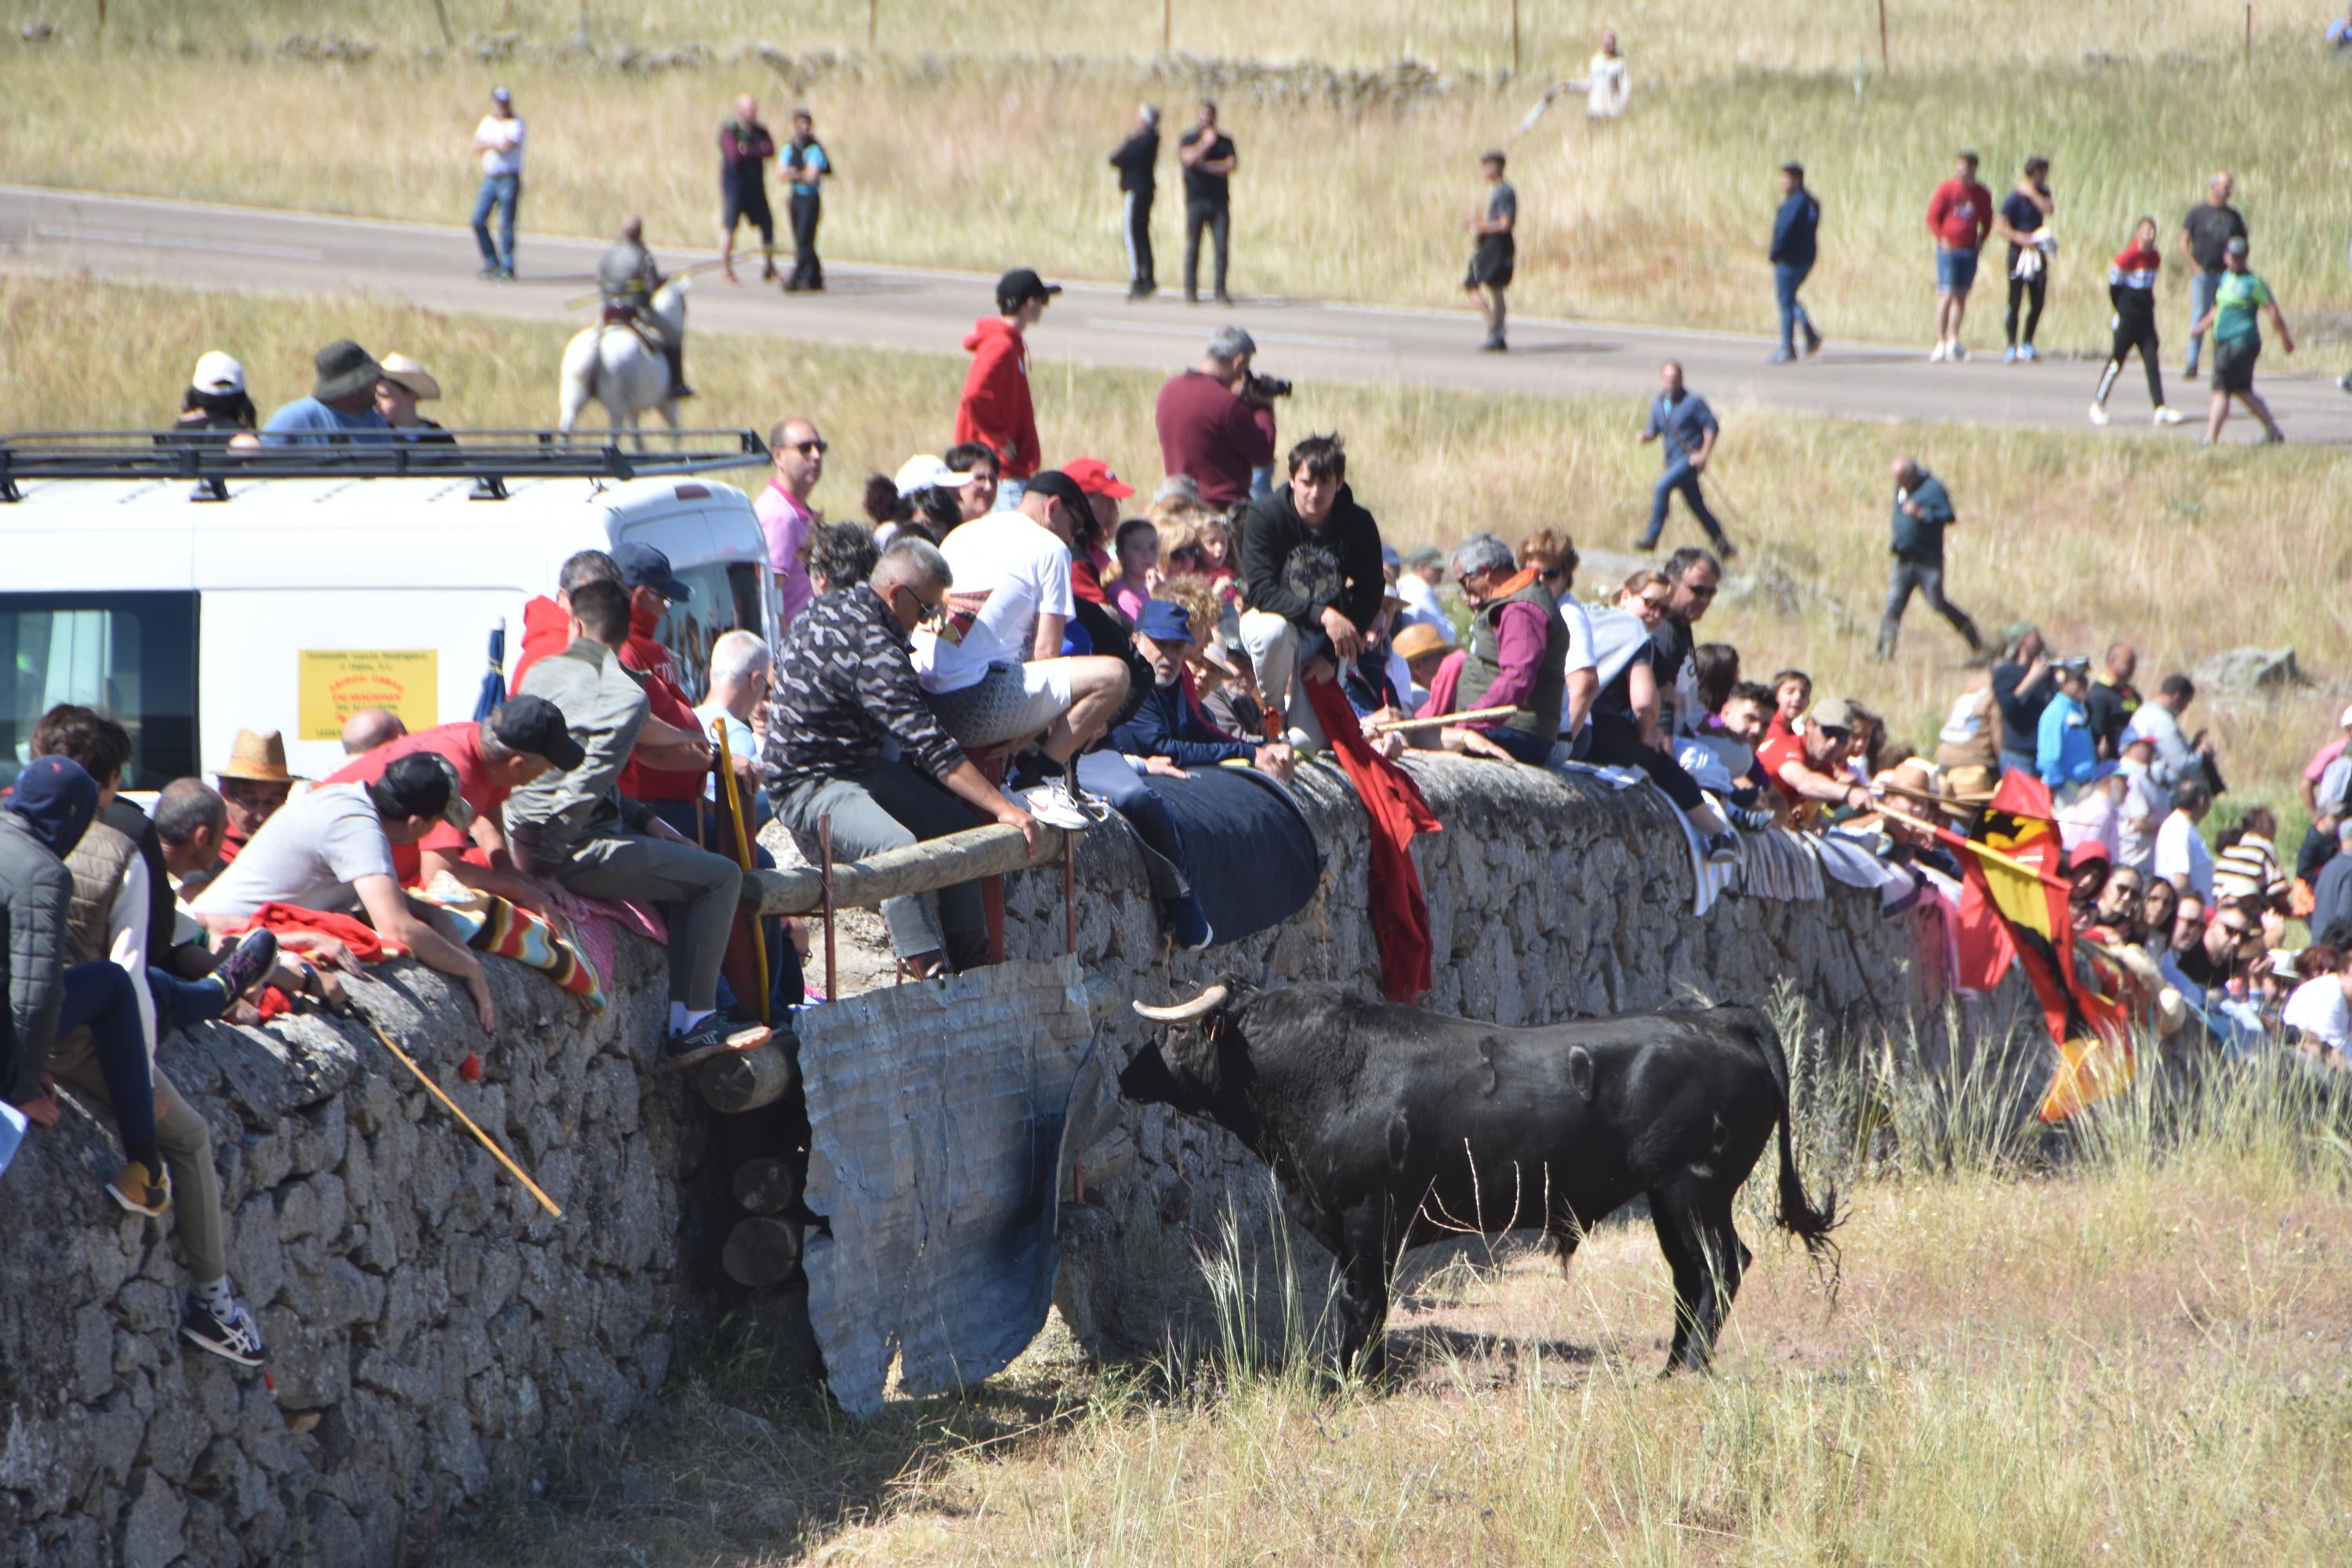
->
xmin=1487 ymin=181 xmax=1518 ymax=227
xmin=2000 ymin=189 xmax=2046 ymax=264
xmin=784 ymin=138 xmax=829 ymax=196
xmin=2212 ymin=271 xmax=2272 ymax=345
xmin=756 ymin=481 xmax=816 ymax=627
xmin=2154 ymin=812 xmax=2215 ymax=900
xmin=2283 ymin=976 xmax=2352 ymax=1055
xmin=2181 ymin=202 xmax=2247 ymax=271
xmin=1758 ymin=731 xmax=1814 ymax=808
xmin=476 ymin=114 xmax=524 ymax=176
xmin=1179 ymin=129 xmax=1236 ymax=205
xmin=189 ymin=784 xmax=396 ymax=918
xmin=325 ymin=722 xmax=499 ymax=884
xmin=916 ymin=514 xmax=1077 ymax=694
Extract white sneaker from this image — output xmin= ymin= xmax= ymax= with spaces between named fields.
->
xmin=1025 ymin=776 xmax=1104 ymax=831
xmin=1928 ymin=342 xmax=1948 ymax=363
xmin=1949 ymin=343 xmax=1969 ymax=362
xmin=2087 ymin=402 xmax=2110 ymax=426
xmin=2154 ymin=406 xmax=2187 ymax=426
xmin=2019 ymin=343 xmax=2039 ymax=362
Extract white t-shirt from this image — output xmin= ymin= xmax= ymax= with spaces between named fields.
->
xmin=916 ymin=514 xmax=1076 ymax=695
xmin=191 ymin=783 xmax=396 ymax=919
xmin=1395 ymin=574 xmax=1454 ymax=643
xmin=2153 ymin=811 xmax=2213 ymax=900
xmin=1583 ymin=53 xmax=1630 ymax=118
xmin=476 ymin=114 xmax=525 ymax=176
xmin=2282 ymin=975 xmax=2351 ymax=1056
xmin=1555 ymin=596 xmax=1599 ymax=736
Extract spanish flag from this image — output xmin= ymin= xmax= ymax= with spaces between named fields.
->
xmin=1935 ymin=771 xmax=2132 ymax=1123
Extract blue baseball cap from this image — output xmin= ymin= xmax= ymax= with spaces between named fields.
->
xmin=612 ymin=542 xmax=692 ymax=603
xmin=1134 ymin=600 xmax=1196 ymax=644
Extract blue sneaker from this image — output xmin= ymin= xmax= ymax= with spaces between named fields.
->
xmin=1769 ymin=347 xmax=1796 ymax=364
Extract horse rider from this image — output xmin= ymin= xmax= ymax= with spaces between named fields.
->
xmin=597 ymin=215 xmax=693 ymax=399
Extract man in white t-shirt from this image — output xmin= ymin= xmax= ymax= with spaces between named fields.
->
xmin=915 ymin=469 xmax=1130 ymax=821
xmin=192 ymin=753 xmax=499 ymax=1031
xmin=2151 ymin=776 xmax=2215 ymax=902
xmin=2114 ymin=734 xmax=2167 ymax=873
xmin=470 ymin=86 xmax=526 ymax=280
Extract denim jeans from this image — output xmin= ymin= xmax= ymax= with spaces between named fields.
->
xmin=1641 ymin=462 xmax=1729 ymax=550
xmin=2185 ymin=268 xmax=2223 ymax=373
xmin=54 ymin=962 xmax=158 ymax=1152
xmin=149 ymin=966 xmax=235 ymax=1036
xmin=1773 ymin=261 xmax=1815 ymax=353
xmin=471 ymin=172 xmax=521 ymax=272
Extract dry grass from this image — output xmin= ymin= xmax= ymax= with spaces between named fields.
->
xmin=437 ymin=1051 xmax=2352 ymax=1566
xmin=4 ymin=16 xmax=2351 ymax=346
xmin=2 ymin=270 xmax=2341 ymax=824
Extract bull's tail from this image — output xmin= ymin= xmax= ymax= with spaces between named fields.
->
xmin=1744 ymin=1008 xmax=1842 ymax=1276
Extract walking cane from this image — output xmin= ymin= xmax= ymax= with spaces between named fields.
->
xmin=354 ymin=1004 xmax=564 ymax=1218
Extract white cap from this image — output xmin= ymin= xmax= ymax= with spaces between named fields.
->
xmin=893 ymin=454 xmax=976 ymax=494
xmin=2338 ymin=703 xmax=2352 ymax=729
xmin=191 ymin=350 xmax=245 ymax=395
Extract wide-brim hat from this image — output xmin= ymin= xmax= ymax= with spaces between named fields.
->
xmin=1392 ymin=623 xmax=1450 ymax=662
xmin=376 ymin=353 xmax=442 ymax=401
xmin=214 ymin=728 xmax=301 ymax=783
xmin=312 ymin=339 xmax=383 ymax=402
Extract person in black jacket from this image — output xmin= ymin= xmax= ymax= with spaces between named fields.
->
xmin=1109 ymin=105 xmax=1160 ymax=299
xmin=1769 ymin=161 xmax=1823 ymax=363
xmin=1237 ymin=434 xmax=1385 ymax=746
xmin=1991 ymin=624 xmax=2056 ymax=776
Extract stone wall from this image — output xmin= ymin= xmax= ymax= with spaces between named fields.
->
xmin=3 ymin=753 xmax=1994 ymax=1565
xmin=994 ymin=753 xmax=1974 ymax=1353
xmin=0 ymin=941 xmax=695 ymax=1567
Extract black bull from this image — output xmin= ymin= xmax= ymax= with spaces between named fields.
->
xmin=1120 ymin=982 xmax=1839 ymax=1374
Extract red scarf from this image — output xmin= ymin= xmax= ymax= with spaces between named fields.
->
xmin=1306 ymin=679 xmax=1441 ymax=1003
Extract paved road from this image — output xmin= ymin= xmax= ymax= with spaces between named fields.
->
xmin=5 ymin=184 xmax=2345 ymax=443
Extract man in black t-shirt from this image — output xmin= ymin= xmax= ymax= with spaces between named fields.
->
xmin=1993 ymin=155 xmax=2054 ymax=361
xmin=2177 ymin=171 xmax=2246 ymax=380
xmin=1178 ymin=99 xmax=1238 ymax=304
xmin=1462 ymin=150 xmax=1518 ymax=352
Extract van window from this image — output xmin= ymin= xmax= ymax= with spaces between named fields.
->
xmin=656 ymin=561 xmax=765 ymax=703
xmin=2 ymin=592 xmax=201 ymax=789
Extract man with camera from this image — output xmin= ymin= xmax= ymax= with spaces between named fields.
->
xmin=1154 ymin=325 xmax=1281 ymax=509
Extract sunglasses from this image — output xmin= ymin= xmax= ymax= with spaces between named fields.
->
xmin=1686 ymin=583 xmax=1719 ymax=599
xmin=789 ymin=439 xmax=828 ymax=456
xmin=1539 ymin=567 xmax=1564 ymax=582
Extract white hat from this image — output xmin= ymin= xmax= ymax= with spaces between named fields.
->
xmin=2337 ymin=703 xmax=2352 ymax=729
xmin=376 ymin=353 xmax=442 ymax=401
xmin=893 ymin=454 xmax=975 ymax=494
xmin=191 ymin=350 xmax=245 ymax=396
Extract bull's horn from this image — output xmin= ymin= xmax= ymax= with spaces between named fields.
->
xmin=1132 ymin=985 xmax=1229 ymax=1024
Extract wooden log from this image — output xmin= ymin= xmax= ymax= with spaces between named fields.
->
xmin=731 ymin=1156 xmax=803 ymax=1215
xmin=740 ymin=821 xmax=1069 ymax=917
xmin=720 ymin=1215 xmax=801 ymax=1288
xmin=696 ymin=1046 xmax=799 ymax=1114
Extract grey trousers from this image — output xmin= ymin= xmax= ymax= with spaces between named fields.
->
xmin=49 ymin=1040 xmax=226 ymax=1283
xmin=775 ymin=763 xmax=985 ymax=961
xmin=546 ymin=830 xmax=742 ymax=1009
xmin=1875 ymin=557 xmax=1981 ymax=659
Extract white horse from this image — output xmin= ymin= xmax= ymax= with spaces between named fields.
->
xmin=557 ymin=276 xmax=689 ymax=442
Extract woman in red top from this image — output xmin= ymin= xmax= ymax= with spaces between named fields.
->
xmin=2089 ymin=216 xmax=2188 ymax=427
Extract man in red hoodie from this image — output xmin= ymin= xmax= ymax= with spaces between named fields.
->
xmin=954 ymin=268 xmax=1061 ymax=503
xmin=511 ymin=548 xmax=622 ymax=691
xmin=1925 ymin=148 xmax=1994 ymax=362
xmin=612 ymin=543 xmax=720 ymax=842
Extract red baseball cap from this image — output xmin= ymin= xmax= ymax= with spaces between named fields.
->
xmin=1063 ymin=456 xmax=1135 ymax=500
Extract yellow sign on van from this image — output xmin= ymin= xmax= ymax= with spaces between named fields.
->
xmin=298 ymin=650 xmax=438 ymax=740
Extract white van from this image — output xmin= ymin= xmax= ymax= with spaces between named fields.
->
xmin=0 ymin=434 xmax=776 ymax=786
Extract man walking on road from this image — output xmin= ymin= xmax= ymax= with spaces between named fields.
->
xmin=2179 ymin=171 xmax=2246 ymax=382
xmin=1462 ymin=150 xmax=1516 ymax=353
xmin=1178 ymin=100 xmax=1237 ymax=305
xmin=1875 ymin=456 xmax=1981 ymax=660
xmin=781 ymin=108 xmax=831 ymax=293
xmin=1109 ymin=105 xmax=1161 ymax=300
xmin=1926 ymin=150 xmax=1993 ymax=361
xmin=469 ymin=86 xmax=524 ymax=281
xmin=1768 ymin=160 xmax=1822 ymax=363
xmin=2187 ymin=235 xmax=2293 ymax=446
xmin=1635 ymin=361 xmax=1733 ymax=557
xmin=717 ymin=94 xmax=777 ymax=285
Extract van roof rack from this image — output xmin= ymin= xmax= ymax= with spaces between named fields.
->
xmin=0 ymin=429 xmax=769 ymax=503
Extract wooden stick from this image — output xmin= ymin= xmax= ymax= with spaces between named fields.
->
xmin=1367 ymin=703 xmax=1519 ymax=735
xmin=1876 ymin=802 xmax=2068 ymax=888
xmin=1873 ymin=778 xmax=1973 ymax=816
xmin=360 ymin=1014 xmax=563 ymax=1218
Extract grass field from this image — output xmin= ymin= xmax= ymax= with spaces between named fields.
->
xmin=5 ymin=10 xmax=2350 ymax=347
xmin=437 ymin=1050 xmax=2352 ymax=1566
xmin=3 ymin=270 xmax=2341 ymax=822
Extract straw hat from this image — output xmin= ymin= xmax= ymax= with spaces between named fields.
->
xmin=376 ymin=354 xmax=442 ymax=401
xmin=1392 ymin=623 xmax=1451 ymax=662
xmin=213 ymin=728 xmax=300 ymax=782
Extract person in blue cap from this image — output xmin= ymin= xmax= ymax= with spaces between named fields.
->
xmin=1110 ymin=601 xmax=1295 ymax=775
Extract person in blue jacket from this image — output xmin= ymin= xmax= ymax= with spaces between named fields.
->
xmin=1769 ymin=161 xmax=1824 ymax=363
xmin=1109 ymin=601 xmax=1296 ymax=775
xmin=2037 ymin=659 xmax=2100 ymax=798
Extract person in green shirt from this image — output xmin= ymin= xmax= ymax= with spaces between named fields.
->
xmin=2186 ymin=235 xmax=2293 ymax=445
